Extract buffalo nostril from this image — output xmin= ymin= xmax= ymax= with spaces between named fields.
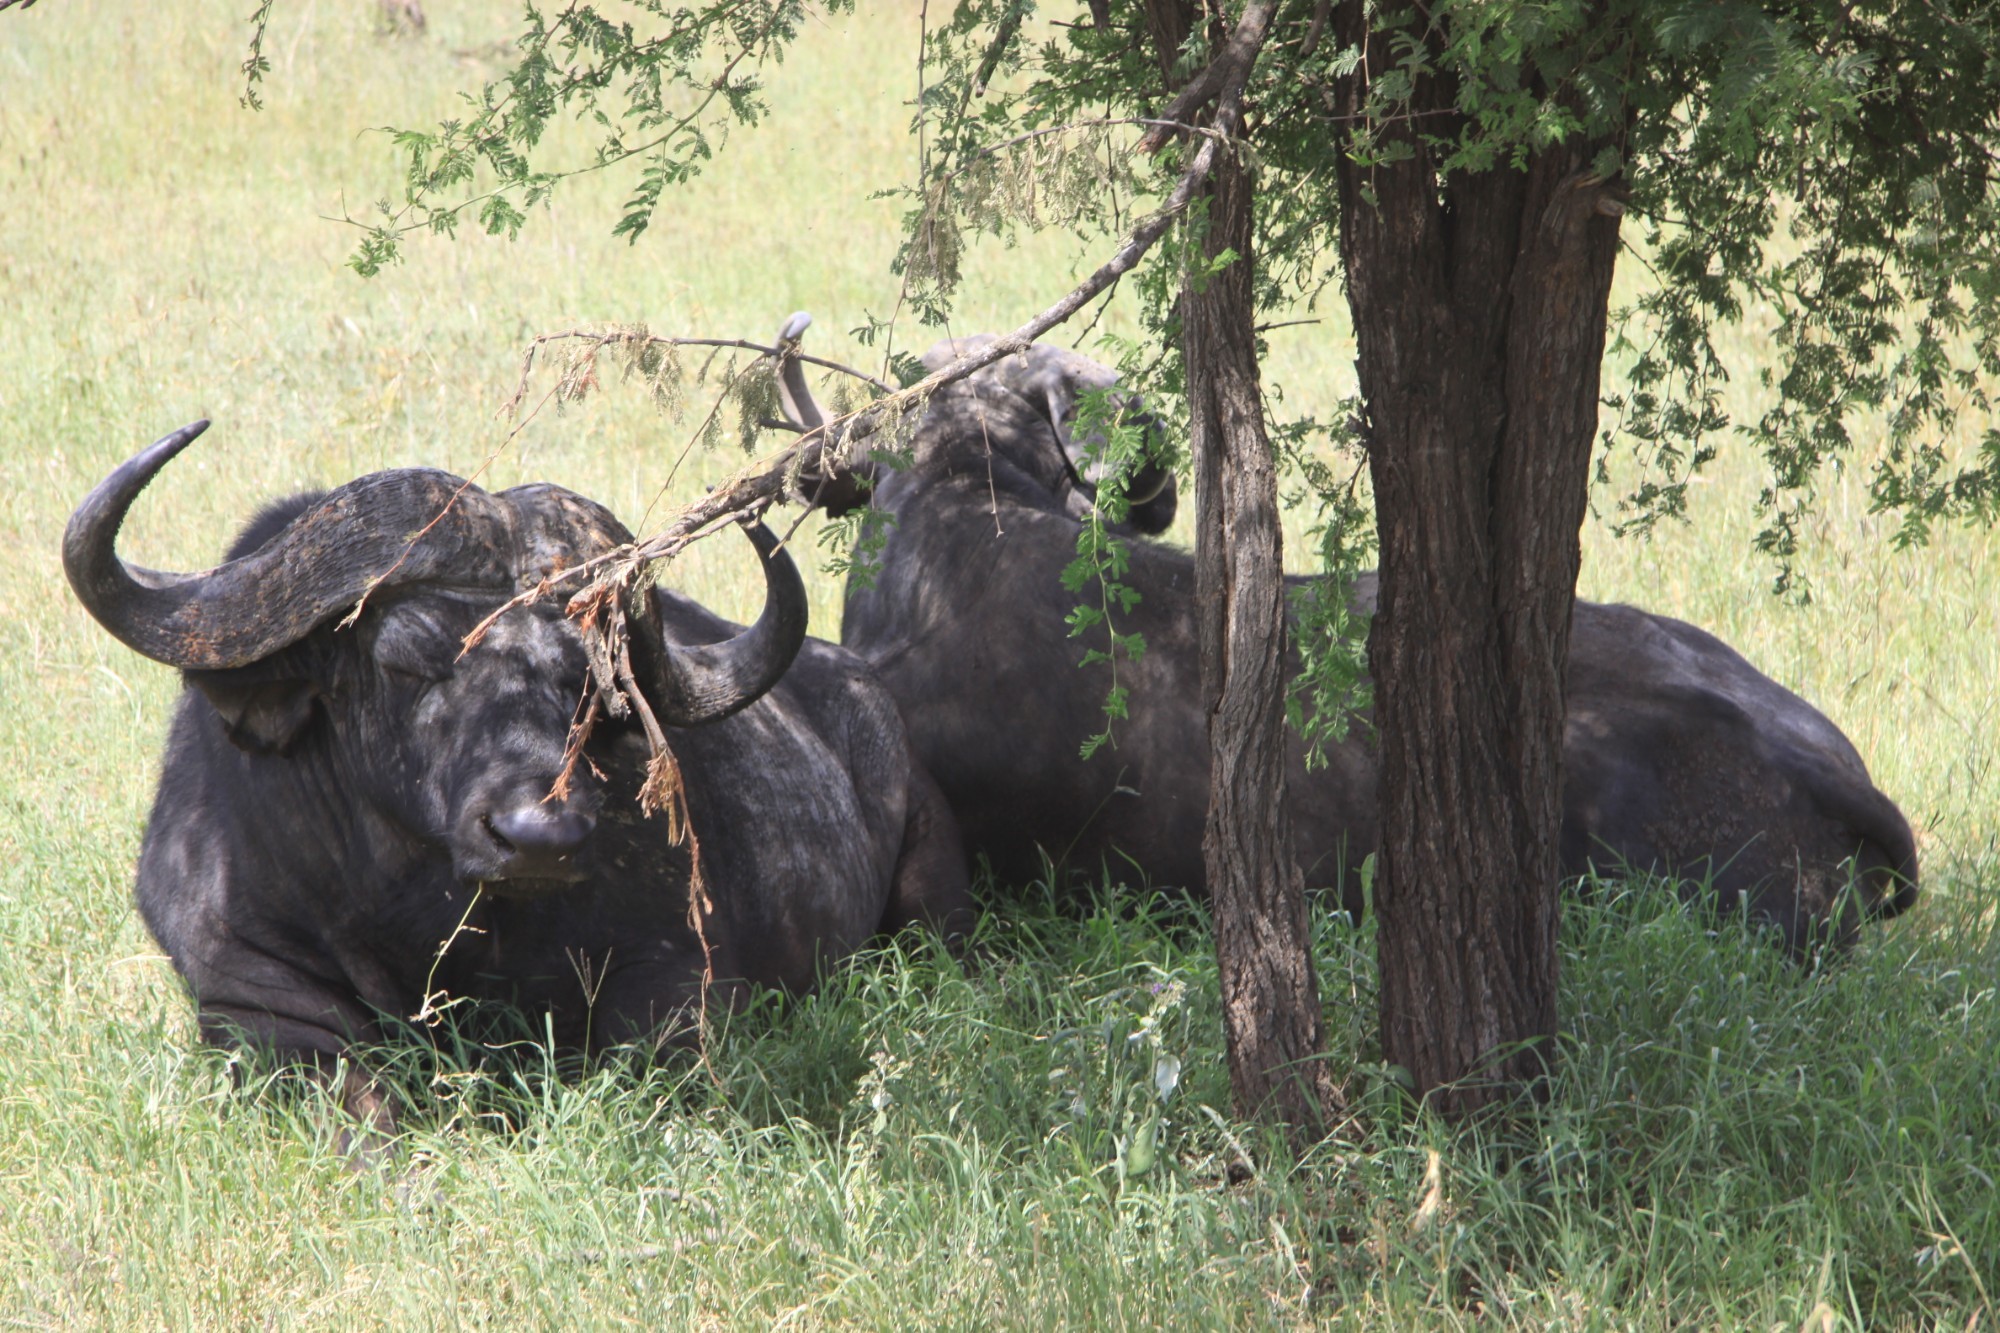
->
xmin=486 ymin=806 xmax=596 ymax=860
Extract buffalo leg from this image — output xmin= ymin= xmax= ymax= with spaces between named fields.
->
xmin=199 ymin=1002 xmax=397 ymax=1166
xmin=879 ymin=750 xmax=975 ymax=944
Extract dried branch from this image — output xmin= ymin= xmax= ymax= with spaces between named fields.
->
xmin=547 ymin=686 xmax=604 ymax=806
xmin=640 ymin=150 xmax=1225 ymax=545
xmin=463 ymin=0 xmax=1284 ymax=635
xmin=429 ymin=18 xmax=1279 ymax=930
xmin=470 ymin=110 xmax=1247 ymax=634
xmin=504 ymin=329 xmax=895 ymax=421
xmin=932 ymin=116 xmax=1219 ymax=191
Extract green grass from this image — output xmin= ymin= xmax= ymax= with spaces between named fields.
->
xmin=2 ymin=2 xmax=1997 ymax=1327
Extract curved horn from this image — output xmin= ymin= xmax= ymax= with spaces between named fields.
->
xmin=632 ymin=518 xmax=808 ymax=727
xmin=773 ymin=312 xmax=827 ymax=432
xmin=65 ymin=422 xmax=516 ymax=670
xmin=771 ymin=312 xmax=881 ymax=515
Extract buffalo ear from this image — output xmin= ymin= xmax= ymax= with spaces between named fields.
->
xmin=189 ymin=674 xmax=322 ymax=755
xmin=807 ymin=471 xmax=874 ymax=519
xmin=1126 ymin=478 xmax=1178 ymax=535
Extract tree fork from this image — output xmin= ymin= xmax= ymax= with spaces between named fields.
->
xmin=1334 ymin=3 xmax=1626 ymax=1115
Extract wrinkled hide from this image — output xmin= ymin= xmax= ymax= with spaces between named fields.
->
xmin=835 ymin=340 xmax=1917 ymax=957
xmin=67 ymin=425 xmax=970 ymax=1117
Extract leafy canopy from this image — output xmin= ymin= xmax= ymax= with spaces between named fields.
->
xmin=328 ymin=0 xmax=849 ymax=276
xmin=318 ymin=0 xmax=1999 ymax=591
xmin=1249 ymin=0 xmax=2000 ymax=583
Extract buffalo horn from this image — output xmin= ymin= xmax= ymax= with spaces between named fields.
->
xmin=773 ymin=312 xmax=827 ymax=432
xmin=64 ymin=422 xmax=517 ymax=670
xmin=769 ymin=313 xmax=881 ymax=514
xmin=629 ymin=518 xmax=808 ymax=727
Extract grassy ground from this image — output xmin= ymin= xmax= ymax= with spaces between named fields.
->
xmin=2 ymin=2 xmax=1996 ymax=1327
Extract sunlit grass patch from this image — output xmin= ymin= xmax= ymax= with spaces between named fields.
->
xmin=3 ymin=823 xmax=1995 ymax=1325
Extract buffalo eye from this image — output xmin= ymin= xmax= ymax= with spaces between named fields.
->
xmin=370 ymin=605 xmax=461 ymax=685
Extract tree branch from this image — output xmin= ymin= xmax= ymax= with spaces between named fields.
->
xmin=348 ymin=0 xmax=784 ymax=268
xmin=503 ymin=329 xmax=896 ymax=421
xmin=614 ymin=135 xmax=1238 ymax=566
xmin=1137 ymin=0 xmax=1281 ymax=153
xmin=1299 ymin=0 xmax=1332 ymax=58
xmin=463 ymin=7 xmax=1282 ymax=683
xmin=465 ymin=134 xmax=1230 ymax=643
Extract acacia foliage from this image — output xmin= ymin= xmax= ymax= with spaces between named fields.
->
xmin=293 ymin=0 xmax=2000 ymax=797
xmin=330 ymin=0 xmax=850 ymax=275
xmin=1032 ymin=0 xmax=2000 ymax=583
xmin=813 ymin=0 xmax=2000 ymax=565
xmin=335 ymin=0 xmax=2000 ymax=596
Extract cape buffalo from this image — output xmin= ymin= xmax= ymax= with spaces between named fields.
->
xmin=809 ymin=335 xmax=1917 ymax=957
xmin=66 ymin=422 xmax=969 ymax=1134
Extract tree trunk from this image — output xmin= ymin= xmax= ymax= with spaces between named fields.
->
xmin=1186 ymin=146 xmax=1339 ymax=1137
xmin=1332 ymin=6 xmax=1627 ymax=1115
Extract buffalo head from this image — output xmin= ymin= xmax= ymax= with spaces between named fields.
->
xmin=791 ymin=328 xmax=1177 ymax=535
xmin=64 ymin=421 xmax=807 ymax=900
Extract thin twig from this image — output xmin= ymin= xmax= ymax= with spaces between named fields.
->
xmin=978 ymin=401 xmax=1005 ymax=538
xmin=337 ymin=461 xmax=508 ymax=630
xmin=635 ymin=355 xmax=768 ymax=533
xmin=547 ymin=685 xmax=603 ymax=806
xmin=610 ymin=630 xmax=719 ymax=1083
xmin=1069 ymin=274 xmax=1123 ymax=349
xmin=934 ymin=116 xmax=1218 ymax=190
xmin=505 ymin=330 xmax=894 ymax=417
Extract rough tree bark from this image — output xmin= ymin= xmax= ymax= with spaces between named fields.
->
xmin=1145 ymin=0 xmax=1334 ymax=1137
xmin=1185 ymin=149 xmax=1339 ymax=1136
xmin=1332 ymin=4 xmax=1628 ymax=1115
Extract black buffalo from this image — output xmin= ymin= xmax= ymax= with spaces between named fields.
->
xmin=66 ymin=422 xmax=969 ymax=1132
xmin=815 ymin=337 xmax=1917 ymax=956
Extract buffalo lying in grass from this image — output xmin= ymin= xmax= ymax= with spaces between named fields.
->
xmin=66 ymin=422 xmax=969 ymax=1135
xmin=805 ymin=337 xmax=1917 ymax=957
